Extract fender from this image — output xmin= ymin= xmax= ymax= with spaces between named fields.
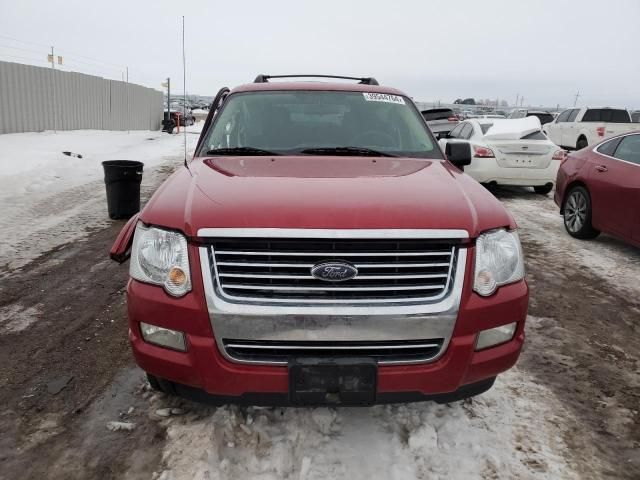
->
xmin=109 ymin=213 xmax=140 ymax=263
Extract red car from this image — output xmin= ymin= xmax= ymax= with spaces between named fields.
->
xmin=555 ymin=132 xmax=640 ymax=246
xmin=111 ymin=75 xmax=529 ymax=406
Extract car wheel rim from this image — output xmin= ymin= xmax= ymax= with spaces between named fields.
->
xmin=565 ymin=191 xmax=587 ymax=233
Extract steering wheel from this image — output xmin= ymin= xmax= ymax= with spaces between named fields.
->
xmin=349 ymin=130 xmax=396 ymax=147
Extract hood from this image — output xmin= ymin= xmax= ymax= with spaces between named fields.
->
xmin=140 ymin=156 xmax=515 ymax=239
xmin=483 ymin=116 xmax=542 ymax=140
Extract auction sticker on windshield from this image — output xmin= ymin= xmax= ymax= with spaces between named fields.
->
xmin=362 ymin=92 xmax=405 ymax=105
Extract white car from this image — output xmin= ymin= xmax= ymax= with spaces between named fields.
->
xmin=438 ymin=117 xmax=566 ymax=194
xmin=543 ymin=107 xmax=640 ymax=150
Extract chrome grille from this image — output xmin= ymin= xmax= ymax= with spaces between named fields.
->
xmin=207 ymin=237 xmax=460 ymax=304
xmin=223 ymin=339 xmax=445 ymax=365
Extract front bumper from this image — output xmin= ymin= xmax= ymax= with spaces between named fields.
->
xmin=127 ymin=245 xmax=528 ymax=403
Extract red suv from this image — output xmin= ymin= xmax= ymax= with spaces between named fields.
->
xmin=555 ymin=132 xmax=640 ymax=246
xmin=111 ymin=75 xmax=529 ymax=406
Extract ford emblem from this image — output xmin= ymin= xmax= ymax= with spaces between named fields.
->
xmin=311 ymin=261 xmax=358 ymax=282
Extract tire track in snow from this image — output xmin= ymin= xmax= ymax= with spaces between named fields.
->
xmin=149 ymin=366 xmax=583 ymax=480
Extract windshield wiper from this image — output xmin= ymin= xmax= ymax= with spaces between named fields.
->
xmin=205 ymin=147 xmax=280 ymax=156
xmin=300 ymin=147 xmax=396 ymax=157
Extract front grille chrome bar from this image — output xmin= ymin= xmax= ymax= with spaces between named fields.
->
xmin=222 ymin=339 xmax=445 ymax=365
xmin=221 ymin=284 xmax=446 ymax=292
xmin=208 ymin=236 xmax=460 ymax=305
xmin=215 ymin=250 xmax=452 ymax=257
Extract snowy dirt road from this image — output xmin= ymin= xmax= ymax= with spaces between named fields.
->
xmin=0 ymin=141 xmax=638 ymax=479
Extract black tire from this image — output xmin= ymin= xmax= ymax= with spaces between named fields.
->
xmin=563 ymin=186 xmax=600 ymax=239
xmin=576 ymin=137 xmax=588 ymax=150
xmin=146 ymin=373 xmax=163 ymax=392
xmin=534 ymin=184 xmax=553 ymax=195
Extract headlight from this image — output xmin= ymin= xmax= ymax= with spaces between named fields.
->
xmin=473 ymin=229 xmax=524 ymax=296
xmin=130 ymin=223 xmax=191 ymax=297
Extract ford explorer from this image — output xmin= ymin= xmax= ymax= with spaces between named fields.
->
xmin=111 ymin=74 xmax=529 ymax=406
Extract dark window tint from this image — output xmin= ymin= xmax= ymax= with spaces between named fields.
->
xmin=567 ymin=109 xmax=580 ymax=122
xmin=596 ymin=137 xmax=622 ymax=156
xmin=613 ymin=135 xmax=640 ymax=165
xmin=527 ymin=113 xmax=554 ymax=125
xmin=449 ymin=123 xmax=465 ymax=138
xmin=421 ymin=109 xmax=455 ymax=121
xmin=632 ymin=112 xmax=640 ymax=122
xmin=582 ymin=109 xmax=630 ymax=123
xmin=521 ymin=131 xmax=547 ymax=140
xmin=556 ymin=110 xmax=572 ymax=122
xmin=460 ymin=123 xmax=474 ymax=139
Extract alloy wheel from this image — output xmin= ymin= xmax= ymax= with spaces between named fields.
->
xmin=564 ymin=191 xmax=587 ymax=233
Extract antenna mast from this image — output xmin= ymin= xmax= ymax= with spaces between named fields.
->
xmin=182 ymin=16 xmax=187 ymax=167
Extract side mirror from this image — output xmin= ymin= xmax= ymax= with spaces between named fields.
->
xmin=445 ymin=141 xmax=472 ymax=169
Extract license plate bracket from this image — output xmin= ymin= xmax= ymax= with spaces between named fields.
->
xmin=288 ymin=357 xmax=377 ymax=406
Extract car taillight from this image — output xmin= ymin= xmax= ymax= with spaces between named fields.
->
xmin=473 ymin=146 xmax=495 ymax=158
xmin=552 ymin=149 xmax=568 ymax=161
xmin=596 ymin=127 xmax=605 ymax=137
xmin=448 ymin=116 xmax=458 ymax=122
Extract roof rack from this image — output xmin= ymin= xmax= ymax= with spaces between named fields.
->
xmin=253 ymin=74 xmax=379 ymax=86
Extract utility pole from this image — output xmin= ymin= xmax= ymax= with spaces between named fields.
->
xmin=573 ymin=91 xmax=581 ymax=107
xmin=49 ymin=46 xmax=57 ymax=133
xmin=515 ymin=93 xmax=519 ymax=108
xmin=520 ymin=97 xmax=524 ymax=107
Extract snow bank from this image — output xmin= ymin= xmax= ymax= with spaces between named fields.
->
xmin=0 ymin=126 xmax=201 ymax=274
xmin=483 ymin=116 xmax=542 ymax=140
xmin=153 ymin=367 xmax=580 ymax=480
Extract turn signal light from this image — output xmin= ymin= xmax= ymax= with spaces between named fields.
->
xmin=473 ymin=146 xmax=495 ymax=158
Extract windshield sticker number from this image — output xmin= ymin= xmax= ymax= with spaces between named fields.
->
xmin=362 ymin=93 xmax=405 ymax=105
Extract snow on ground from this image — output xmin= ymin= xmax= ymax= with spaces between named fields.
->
xmin=0 ymin=125 xmax=202 ymax=275
xmin=151 ymin=363 xmax=579 ymax=480
xmin=501 ymin=192 xmax=640 ymax=299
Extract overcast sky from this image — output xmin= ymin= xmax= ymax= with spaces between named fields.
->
xmin=1 ymin=0 xmax=638 ymax=108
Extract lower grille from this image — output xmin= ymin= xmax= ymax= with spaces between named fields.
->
xmin=222 ymin=339 xmax=444 ymax=365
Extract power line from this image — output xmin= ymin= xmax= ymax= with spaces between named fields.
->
xmin=0 ymin=35 xmax=160 ymax=88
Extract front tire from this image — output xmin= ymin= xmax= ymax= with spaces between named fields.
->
xmin=534 ymin=184 xmax=553 ymax=195
xmin=563 ymin=186 xmax=599 ymax=239
xmin=576 ymin=137 xmax=588 ymax=150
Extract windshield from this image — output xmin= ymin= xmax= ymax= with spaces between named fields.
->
xmin=199 ymin=91 xmax=440 ymax=158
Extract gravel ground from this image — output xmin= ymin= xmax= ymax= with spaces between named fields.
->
xmin=0 ymin=177 xmax=638 ymax=479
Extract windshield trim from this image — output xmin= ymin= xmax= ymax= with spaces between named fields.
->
xmin=194 ymin=90 xmax=444 ymax=160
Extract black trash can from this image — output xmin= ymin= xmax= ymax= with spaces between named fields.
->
xmin=102 ymin=160 xmax=144 ymax=219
